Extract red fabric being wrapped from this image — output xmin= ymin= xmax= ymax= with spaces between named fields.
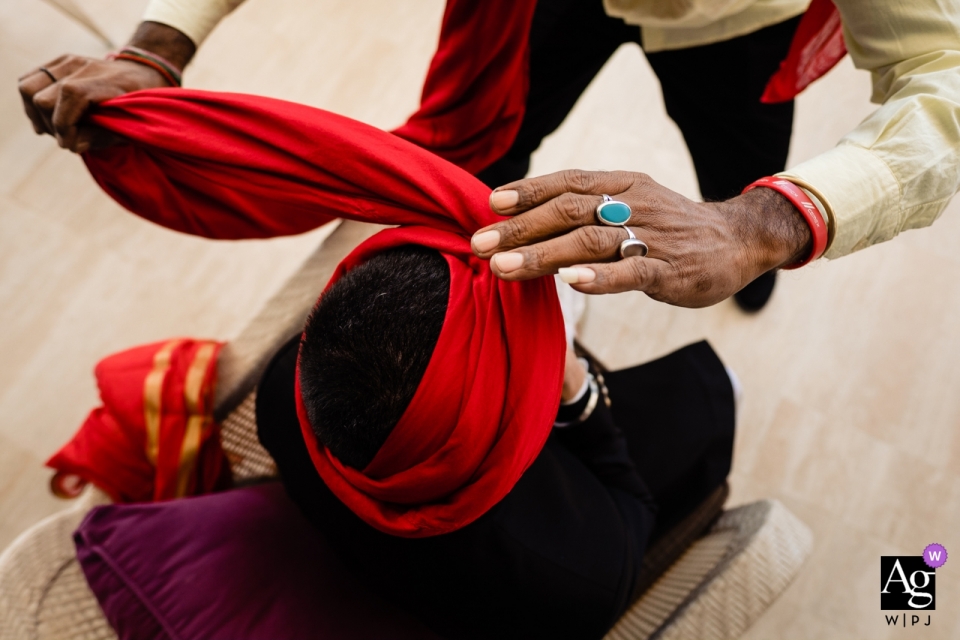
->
xmin=79 ymin=89 xmax=566 ymax=537
xmin=47 ymin=339 xmax=230 ymax=503
xmin=46 ymin=0 xmax=843 ymax=518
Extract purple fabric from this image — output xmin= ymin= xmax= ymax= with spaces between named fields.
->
xmin=74 ymin=483 xmax=442 ymax=640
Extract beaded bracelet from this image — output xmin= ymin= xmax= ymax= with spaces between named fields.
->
xmin=107 ymin=45 xmax=183 ymax=87
xmin=742 ymin=176 xmax=828 ymax=269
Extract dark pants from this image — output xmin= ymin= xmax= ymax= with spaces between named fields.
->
xmin=258 ymin=338 xmax=734 ymax=639
xmin=476 ymin=0 xmax=799 ymax=203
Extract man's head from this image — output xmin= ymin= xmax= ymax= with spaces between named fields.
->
xmin=298 ymin=245 xmax=450 ymax=470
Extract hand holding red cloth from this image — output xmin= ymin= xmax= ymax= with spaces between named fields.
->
xmin=47 ymin=339 xmax=230 ymax=503
xmin=75 ymin=89 xmax=565 ymax=537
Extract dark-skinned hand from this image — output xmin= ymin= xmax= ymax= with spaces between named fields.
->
xmin=471 ymin=169 xmax=812 ymax=308
xmin=17 ymin=21 xmax=195 ymax=153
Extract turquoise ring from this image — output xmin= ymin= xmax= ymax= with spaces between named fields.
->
xmin=596 ymin=194 xmax=632 ymax=226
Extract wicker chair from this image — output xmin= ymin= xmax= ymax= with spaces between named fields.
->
xmin=0 ymin=221 xmax=813 ymax=640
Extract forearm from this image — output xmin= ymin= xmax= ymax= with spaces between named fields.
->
xmin=128 ymin=21 xmax=196 ymax=70
xmin=780 ymin=0 xmax=960 ymax=259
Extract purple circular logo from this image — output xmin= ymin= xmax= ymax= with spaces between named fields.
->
xmin=923 ymin=543 xmax=948 ymax=569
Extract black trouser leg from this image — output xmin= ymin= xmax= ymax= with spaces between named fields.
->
xmin=479 ymin=5 xmax=799 ymax=199
xmin=643 ymin=16 xmax=800 ymax=201
xmin=644 ymin=16 xmax=800 ymax=310
xmin=476 ymin=0 xmax=639 ymax=188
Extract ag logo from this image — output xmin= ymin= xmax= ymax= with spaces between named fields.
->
xmin=881 ymin=556 xmax=935 ymax=610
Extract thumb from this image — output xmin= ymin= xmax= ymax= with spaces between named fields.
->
xmin=558 ymin=257 xmax=668 ymax=296
xmin=76 ymin=125 xmax=125 ymax=153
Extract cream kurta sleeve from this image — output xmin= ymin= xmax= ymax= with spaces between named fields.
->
xmin=143 ymin=0 xmax=247 ymax=46
xmin=778 ymin=0 xmax=960 ymax=259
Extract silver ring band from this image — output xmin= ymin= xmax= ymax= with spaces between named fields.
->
xmin=619 ymin=227 xmax=649 ymax=259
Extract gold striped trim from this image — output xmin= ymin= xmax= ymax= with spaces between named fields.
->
xmin=174 ymin=342 xmax=218 ymax=497
xmin=143 ymin=340 xmax=182 ymax=466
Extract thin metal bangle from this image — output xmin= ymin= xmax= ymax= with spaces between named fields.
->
xmin=577 ymin=374 xmax=600 ymax=423
xmin=554 ymin=372 xmax=601 ymax=428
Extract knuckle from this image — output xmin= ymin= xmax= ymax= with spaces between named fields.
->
xmin=58 ymin=79 xmax=81 ymax=98
xmin=529 ymin=243 xmax=550 ymax=270
xmin=32 ymin=91 xmax=52 ymax=111
xmin=521 ymin=180 xmax=549 ymax=208
xmin=610 ymin=170 xmax=637 ymax=191
xmin=630 ymin=259 xmax=660 ymax=293
xmin=563 ymin=169 xmax=600 ymax=193
xmin=553 ymin=192 xmax=588 ymax=225
xmin=574 ymin=226 xmax=611 ymax=257
xmin=503 ymin=214 xmax=532 ymax=244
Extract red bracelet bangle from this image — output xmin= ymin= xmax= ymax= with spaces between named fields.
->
xmin=742 ymin=176 xmax=828 ymax=269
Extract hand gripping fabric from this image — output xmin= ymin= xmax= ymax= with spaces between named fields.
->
xmin=81 ymin=89 xmax=566 ymax=537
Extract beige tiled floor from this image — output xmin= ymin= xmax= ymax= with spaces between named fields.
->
xmin=2 ymin=1 xmax=959 ymax=638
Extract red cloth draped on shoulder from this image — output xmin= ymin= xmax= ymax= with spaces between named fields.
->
xmin=47 ymin=339 xmax=230 ymax=503
xmin=72 ymin=89 xmax=565 ymax=537
xmin=391 ymin=0 xmax=538 ymax=175
xmin=392 ymin=0 xmax=845 ymax=167
xmin=393 ymin=0 xmax=846 ymax=154
xmin=762 ymin=0 xmax=847 ymax=103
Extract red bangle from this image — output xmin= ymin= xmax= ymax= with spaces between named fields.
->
xmin=742 ymin=176 xmax=828 ymax=269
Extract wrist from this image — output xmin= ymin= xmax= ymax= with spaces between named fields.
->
xmin=561 ymin=352 xmax=588 ymax=403
xmin=726 ymin=187 xmax=812 ymax=278
xmin=128 ymin=21 xmax=196 ymax=71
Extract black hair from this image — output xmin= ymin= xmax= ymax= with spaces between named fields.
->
xmin=298 ymin=245 xmax=450 ymax=470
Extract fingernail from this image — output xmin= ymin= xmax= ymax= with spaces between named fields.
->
xmin=75 ymin=142 xmax=90 ymax=154
xmin=493 ymin=252 xmax=524 ymax=273
xmin=490 ymin=190 xmax=519 ymax=211
xmin=558 ymin=267 xmax=596 ymax=284
xmin=472 ymin=229 xmax=501 ymax=253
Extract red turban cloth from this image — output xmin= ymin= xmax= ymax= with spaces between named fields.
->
xmin=47 ymin=339 xmax=230 ymax=503
xmin=79 ymin=89 xmax=566 ymax=538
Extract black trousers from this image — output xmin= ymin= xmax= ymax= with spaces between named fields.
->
xmin=258 ymin=337 xmax=734 ymax=639
xmin=476 ymin=0 xmax=800 ymax=203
